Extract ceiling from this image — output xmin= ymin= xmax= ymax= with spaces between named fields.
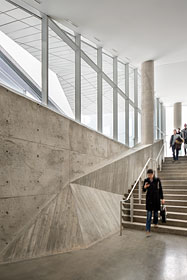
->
xmin=8 ymin=0 xmax=187 ymax=104
xmin=20 ymin=0 xmax=187 ymax=65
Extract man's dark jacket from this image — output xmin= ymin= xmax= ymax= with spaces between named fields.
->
xmin=143 ymin=177 xmax=164 ymax=211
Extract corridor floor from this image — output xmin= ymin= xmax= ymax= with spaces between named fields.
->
xmin=0 ymin=229 xmax=187 ymax=280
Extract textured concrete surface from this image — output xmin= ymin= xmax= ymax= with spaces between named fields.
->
xmin=141 ymin=60 xmax=154 ymax=145
xmin=74 ymin=140 xmax=163 ymax=195
xmin=0 ymin=184 xmax=122 ymax=263
xmin=0 ymin=85 xmax=163 ymax=263
xmin=174 ymin=102 xmax=182 ymax=128
xmin=0 ymin=85 xmax=128 ymax=259
xmin=0 ymin=229 xmax=186 ymax=280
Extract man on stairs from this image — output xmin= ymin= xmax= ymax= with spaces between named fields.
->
xmin=143 ymin=169 xmax=165 ymax=237
xmin=170 ymin=129 xmax=180 ymax=161
xmin=182 ymin=123 xmax=187 ymax=156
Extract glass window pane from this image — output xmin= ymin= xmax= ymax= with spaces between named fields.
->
xmin=138 ymin=72 xmax=141 ymax=109
xmin=103 ymin=52 xmax=113 ymax=81
xmin=118 ymin=94 xmax=125 ymax=143
xmin=81 ymin=59 xmax=97 ymax=130
xmin=103 ymin=80 xmax=113 ymax=138
xmin=81 ymin=40 xmax=97 ymax=64
xmin=129 ymin=105 xmax=134 ymax=147
xmin=0 ymin=2 xmax=42 ymax=102
xmin=118 ymin=61 xmax=125 ymax=93
xmin=48 ymin=27 xmax=75 ymax=119
xmin=129 ymin=67 xmax=134 ymax=102
xmin=138 ymin=112 xmax=141 ymax=143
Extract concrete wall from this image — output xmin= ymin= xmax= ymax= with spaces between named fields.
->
xmin=0 ymin=85 xmax=128 ymax=259
xmin=0 ymin=85 xmax=163 ymax=263
xmin=74 ymin=141 xmax=163 ymax=195
xmin=0 ymin=184 xmax=123 ymax=263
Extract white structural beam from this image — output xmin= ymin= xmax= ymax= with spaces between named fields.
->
xmin=48 ymin=18 xmax=140 ymax=113
xmin=134 ymin=68 xmax=138 ymax=145
xmin=156 ymin=98 xmax=160 ymax=140
xmin=125 ymin=63 xmax=129 ymax=146
xmin=113 ymin=56 xmax=118 ymax=140
xmin=97 ymin=47 xmax=103 ymax=132
xmin=41 ymin=14 xmax=48 ymax=105
xmin=75 ymin=34 xmax=81 ymax=122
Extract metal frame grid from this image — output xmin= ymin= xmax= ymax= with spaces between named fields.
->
xmin=1 ymin=0 xmax=142 ymax=147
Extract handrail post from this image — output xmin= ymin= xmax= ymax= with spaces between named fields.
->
xmin=159 ymin=157 xmax=162 ymax=171
xmin=120 ymin=201 xmax=123 ymax=236
xmin=138 ymin=179 xmax=142 ymax=204
xmin=130 ymin=194 xmax=133 ymax=223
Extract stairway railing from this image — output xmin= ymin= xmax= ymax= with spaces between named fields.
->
xmin=120 ymin=143 xmax=165 ymax=236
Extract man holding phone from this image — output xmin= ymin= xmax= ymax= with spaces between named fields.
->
xmin=143 ymin=169 xmax=165 ymax=237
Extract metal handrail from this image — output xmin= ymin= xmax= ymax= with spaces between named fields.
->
xmin=156 ymin=144 xmax=164 ymax=163
xmin=120 ymin=142 xmax=165 ymax=235
xmin=123 ymin=158 xmax=151 ymax=203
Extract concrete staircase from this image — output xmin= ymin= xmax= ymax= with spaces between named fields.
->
xmin=122 ymin=156 xmax=187 ymax=236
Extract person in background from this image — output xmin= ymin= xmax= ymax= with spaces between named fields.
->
xmin=177 ymin=128 xmax=182 ymax=156
xmin=182 ymin=124 xmax=187 ymax=156
xmin=170 ymin=129 xmax=179 ymax=161
xmin=177 ymin=128 xmax=182 ymax=136
xmin=143 ymin=169 xmax=164 ymax=237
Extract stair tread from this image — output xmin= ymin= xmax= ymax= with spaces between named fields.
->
xmin=122 ymin=208 xmax=187 ymax=215
xmin=122 ymin=221 xmax=187 ymax=231
xmin=135 ymin=194 xmax=187 ymax=197
xmin=128 ymin=203 xmax=187 ymax=208
xmin=123 ymin=215 xmax=187 ymax=223
xmin=133 ymin=199 xmax=187 ymax=202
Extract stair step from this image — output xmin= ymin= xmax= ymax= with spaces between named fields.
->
xmin=162 ymin=164 xmax=187 ymax=168
xmin=162 ymin=186 xmax=187 ymax=190
xmin=134 ymin=194 xmax=187 ymax=200
xmin=159 ymin=171 xmax=187 ymax=175
xmin=122 ymin=209 xmax=187 ymax=220
xmin=165 ymin=157 xmax=187 ymax=161
xmin=133 ymin=198 xmax=187 ymax=206
xmin=122 ymin=215 xmax=187 ymax=228
xmin=161 ymin=180 xmax=187 ymax=186
xmin=123 ymin=203 xmax=187 ymax=213
xmin=133 ymin=189 xmax=187 ymax=195
xmin=122 ymin=221 xmax=187 ymax=236
xmin=161 ymin=165 xmax=187 ymax=168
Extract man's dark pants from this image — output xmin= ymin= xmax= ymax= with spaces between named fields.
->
xmin=172 ymin=144 xmax=179 ymax=160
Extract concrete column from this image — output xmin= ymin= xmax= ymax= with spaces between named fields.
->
xmin=174 ymin=102 xmax=182 ymax=129
xmin=161 ymin=103 xmax=164 ymax=139
xmin=141 ymin=60 xmax=154 ymax=144
xmin=156 ymin=98 xmax=160 ymax=140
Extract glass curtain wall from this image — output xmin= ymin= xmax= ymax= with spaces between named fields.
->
xmin=0 ymin=0 xmax=142 ymax=147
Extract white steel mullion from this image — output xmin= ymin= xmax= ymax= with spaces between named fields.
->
xmin=97 ymin=47 xmax=103 ymax=132
xmin=125 ymin=63 xmax=129 ymax=146
xmin=134 ymin=69 xmax=138 ymax=146
xmin=156 ymin=98 xmax=160 ymax=139
xmin=48 ymin=18 xmax=141 ymax=114
xmin=41 ymin=14 xmax=48 ymax=105
xmin=113 ymin=57 xmax=118 ymax=140
xmin=75 ymin=34 xmax=81 ymax=122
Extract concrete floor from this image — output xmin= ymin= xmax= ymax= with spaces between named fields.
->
xmin=0 ymin=229 xmax=187 ymax=280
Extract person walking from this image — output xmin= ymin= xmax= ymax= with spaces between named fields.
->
xmin=177 ymin=128 xmax=182 ymax=137
xmin=182 ymin=124 xmax=187 ymax=156
xmin=143 ymin=169 xmax=164 ymax=237
xmin=170 ymin=129 xmax=179 ymax=161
